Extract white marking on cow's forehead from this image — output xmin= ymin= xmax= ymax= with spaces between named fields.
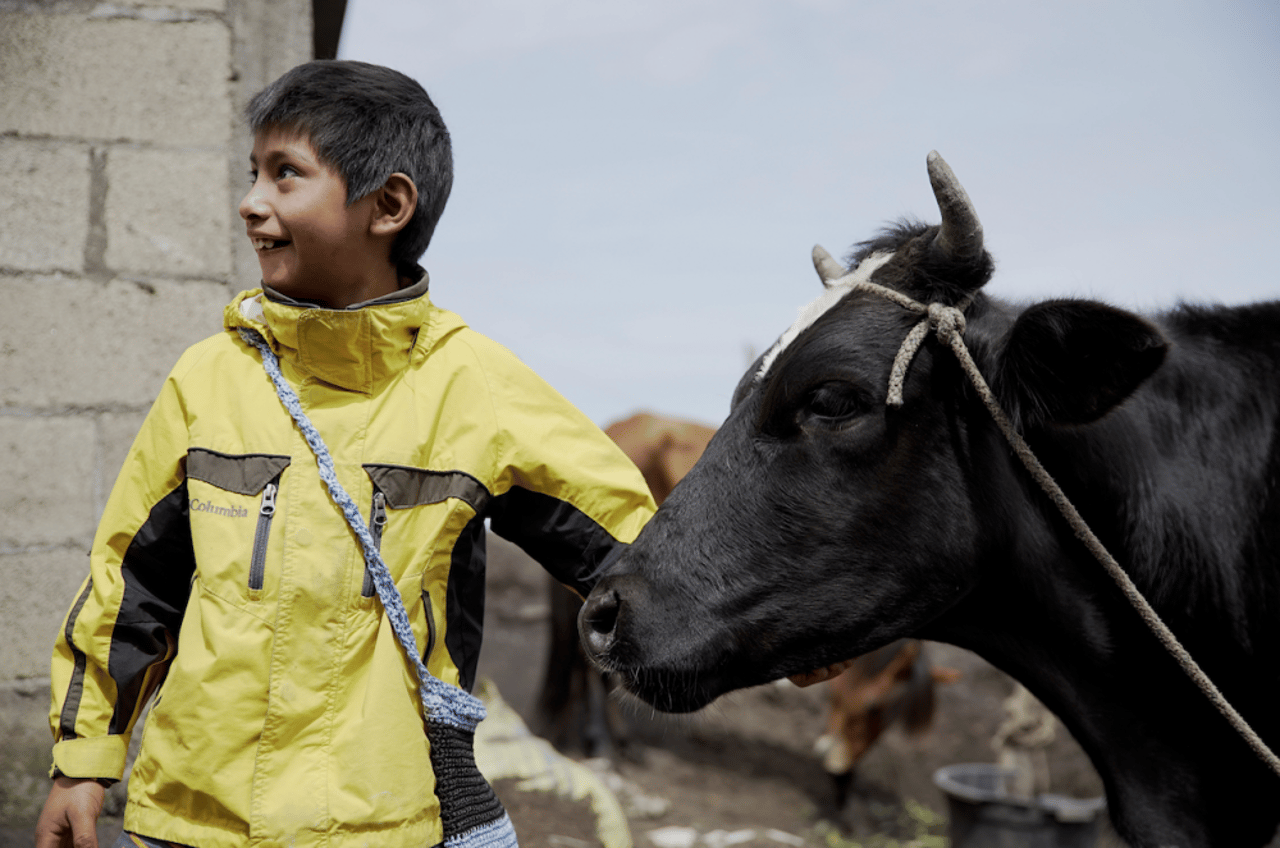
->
xmin=756 ymin=250 xmax=895 ymax=380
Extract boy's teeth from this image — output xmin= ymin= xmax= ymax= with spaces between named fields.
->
xmin=253 ymin=238 xmax=280 ymax=250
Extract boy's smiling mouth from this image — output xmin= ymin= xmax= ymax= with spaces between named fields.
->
xmin=252 ymin=237 xmax=289 ymax=251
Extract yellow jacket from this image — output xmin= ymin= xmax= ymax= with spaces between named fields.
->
xmin=49 ymin=276 xmax=656 ymax=847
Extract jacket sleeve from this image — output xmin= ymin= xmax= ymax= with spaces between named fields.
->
xmin=483 ymin=353 xmax=657 ymax=598
xmin=49 ymin=361 xmax=196 ymax=781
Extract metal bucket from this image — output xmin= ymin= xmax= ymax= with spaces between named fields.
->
xmin=933 ymin=763 xmax=1106 ymax=848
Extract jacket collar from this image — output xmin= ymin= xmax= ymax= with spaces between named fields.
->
xmin=225 ymin=267 xmax=432 ymax=394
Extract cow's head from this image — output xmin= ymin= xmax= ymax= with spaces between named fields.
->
xmin=581 ymin=152 xmax=1167 ymax=712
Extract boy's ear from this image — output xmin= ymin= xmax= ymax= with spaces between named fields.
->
xmin=370 ymin=173 xmax=418 ymax=237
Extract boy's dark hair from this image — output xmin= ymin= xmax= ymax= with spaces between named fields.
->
xmin=246 ymin=60 xmax=452 ymax=272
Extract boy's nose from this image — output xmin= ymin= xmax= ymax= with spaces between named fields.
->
xmin=239 ymin=185 xmax=268 ymax=221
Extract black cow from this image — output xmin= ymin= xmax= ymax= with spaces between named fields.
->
xmin=579 ymin=152 xmax=1280 ymax=847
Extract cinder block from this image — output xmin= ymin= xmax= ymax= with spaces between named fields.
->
xmin=0 ymin=139 xmax=91 ymax=273
xmin=0 ymin=548 xmax=90 ymax=682
xmin=105 ymin=146 xmax=232 ymax=277
xmin=0 ymin=273 xmax=230 ymax=410
xmin=0 ymin=14 xmax=231 ymax=147
xmin=0 ymin=416 xmax=97 ymax=550
xmin=232 ymin=0 xmax=313 ymax=102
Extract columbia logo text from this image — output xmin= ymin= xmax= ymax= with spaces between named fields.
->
xmin=190 ymin=498 xmax=250 ymax=519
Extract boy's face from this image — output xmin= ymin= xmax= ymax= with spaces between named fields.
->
xmin=239 ymin=127 xmax=393 ymax=307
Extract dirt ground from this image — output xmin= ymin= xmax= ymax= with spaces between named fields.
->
xmin=476 ymin=535 xmax=1118 ymax=848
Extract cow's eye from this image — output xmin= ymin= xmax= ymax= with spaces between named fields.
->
xmin=799 ymin=381 xmax=869 ymax=427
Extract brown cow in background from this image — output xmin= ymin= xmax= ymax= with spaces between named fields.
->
xmin=814 ymin=639 xmax=960 ymax=825
xmin=603 ymin=412 xmax=718 ymax=503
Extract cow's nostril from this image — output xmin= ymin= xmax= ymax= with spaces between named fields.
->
xmin=582 ymin=588 xmax=619 ymax=634
xmin=579 ymin=588 xmax=621 ymax=656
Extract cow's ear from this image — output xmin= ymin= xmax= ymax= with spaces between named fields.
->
xmin=995 ymin=300 xmax=1168 ymax=427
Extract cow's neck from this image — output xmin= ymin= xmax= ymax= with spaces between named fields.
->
xmin=935 ymin=550 xmax=1278 ymax=847
xmin=944 ymin=373 xmax=1280 ymax=845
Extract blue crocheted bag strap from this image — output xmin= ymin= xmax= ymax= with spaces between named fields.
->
xmin=239 ymin=328 xmax=518 ymax=848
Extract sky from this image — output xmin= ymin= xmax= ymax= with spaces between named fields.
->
xmin=338 ymin=1 xmax=1280 ymax=428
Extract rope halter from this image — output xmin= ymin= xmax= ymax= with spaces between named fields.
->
xmin=809 ymin=243 xmax=1280 ymax=778
xmin=811 ymin=245 xmax=972 ymax=408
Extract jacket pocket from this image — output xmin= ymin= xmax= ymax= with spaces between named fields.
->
xmin=187 ymin=448 xmax=290 ymax=600
xmin=361 ymin=464 xmax=491 ymax=596
xmin=361 ymin=463 xmax=493 ymax=677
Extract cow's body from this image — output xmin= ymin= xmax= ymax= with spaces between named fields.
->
xmin=580 ymin=154 xmax=1280 ymax=846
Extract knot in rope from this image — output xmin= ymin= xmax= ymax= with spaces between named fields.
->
xmin=880 ymin=292 xmax=969 ymax=408
xmin=927 ymin=301 xmax=967 ymax=342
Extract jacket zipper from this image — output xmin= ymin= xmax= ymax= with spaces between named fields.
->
xmin=363 ymin=490 xmax=387 ymax=597
xmin=248 ymin=480 xmax=278 ymax=591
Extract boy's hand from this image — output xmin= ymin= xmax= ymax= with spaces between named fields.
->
xmin=34 ymin=776 xmax=106 ymax=848
xmin=787 ymin=658 xmax=856 ymax=688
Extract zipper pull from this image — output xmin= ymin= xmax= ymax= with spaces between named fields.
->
xmin=363 ymin=491 xmax=389 ymax=598
xmin=261 ymin=482 xmax=277 ymax=516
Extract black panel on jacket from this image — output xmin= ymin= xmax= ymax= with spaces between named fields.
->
xmin=445 ymin=515 xmax=487 ymax=693
xmin=107 ymin=483 xmax=197 ymax=734
xmin=487 ymin=486 xmax=624 ymax=598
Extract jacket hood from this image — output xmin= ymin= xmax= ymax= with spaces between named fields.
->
xmin=225 ymin=271 xmax=457 ymax=394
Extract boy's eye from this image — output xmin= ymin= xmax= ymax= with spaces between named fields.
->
xmin=247 ymin=169 xmax=258 ymax=184
xmin=277 ymin=164 xmax=299 ymax=179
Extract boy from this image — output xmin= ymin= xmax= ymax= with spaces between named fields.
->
xmin=35 ymin=60 xmax=656 ymax=848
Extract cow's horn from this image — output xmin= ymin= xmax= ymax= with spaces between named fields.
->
xmin=812 ymin=244 xmax=846 ymax=288
xmin=926 ymin=151 xmax=984 ymax=263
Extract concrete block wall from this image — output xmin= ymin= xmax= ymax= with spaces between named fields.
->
xmin=0 ymin=0 xmax=312 ymax=832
